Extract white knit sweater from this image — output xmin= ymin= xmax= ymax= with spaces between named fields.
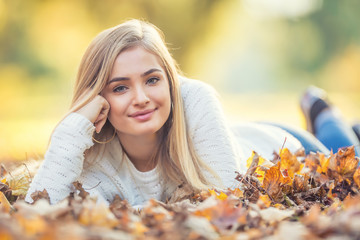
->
xmin=25 ymin=77 xmax=302 ymax=206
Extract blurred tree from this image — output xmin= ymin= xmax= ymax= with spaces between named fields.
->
xmin=285 ymin=0 xmax=360 ymax=74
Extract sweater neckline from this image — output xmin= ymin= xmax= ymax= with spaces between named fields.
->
xmin=124 ymin=155 xmax=158 ymax=177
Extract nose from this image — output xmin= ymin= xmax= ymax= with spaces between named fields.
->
xmin=133 ymin=86 xmax=150 ymax=106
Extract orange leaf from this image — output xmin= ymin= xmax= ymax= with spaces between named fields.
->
xmin=262 ymin=163 xmax=291 ymax=202
xmin=15 ymin=214 xmax=48 ymax=236
xmin=353 ymin=167 xmax=360 ymax=189
xmin=319 ymin=153 xmax=330 ymax=173
xmin=230 ymin=188 xmax=244 ymax=198
xmin=79 ymin=202 xmax=118 ymax=228
xmin=328 ymin=146 xmax=358 ymax=182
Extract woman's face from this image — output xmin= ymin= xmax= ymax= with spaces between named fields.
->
xmin=102 ymin=46 xmax=171 ymax=139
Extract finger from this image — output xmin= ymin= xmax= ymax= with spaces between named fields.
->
xmin=94 ymin=107 xmax=110 ymax=133
xmin=95 ymin=115 xmax=107 ymax=133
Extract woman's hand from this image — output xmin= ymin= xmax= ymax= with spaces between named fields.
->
xmin=76 ymin=95 xmax=110 ymax=133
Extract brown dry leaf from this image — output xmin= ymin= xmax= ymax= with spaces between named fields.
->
xmin=262 ymin=162 xmax=291 ymax=202
xmin=73 ymin=181 xmax=90 ymax=200
xmin=167 ymin=183 xmax=195 ymax=204
xmin=328 ymin=146 xmax=358 ymax=182
xmin=293 ymin=174 xmax=309 ymax=193
xmin=246 ymin=151 xmax=260 ymax=175
xmin=304 ymin=152 xmax=322 ymax=174
xmin=31 ymin=189 xmax=50 ymax=203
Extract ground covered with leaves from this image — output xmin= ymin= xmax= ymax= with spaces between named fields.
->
xmin=1 ymin=146 xmax=360 ymax=239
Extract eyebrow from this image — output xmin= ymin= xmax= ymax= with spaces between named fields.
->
xmin=108 ymin=68 xmax=163 ymax=85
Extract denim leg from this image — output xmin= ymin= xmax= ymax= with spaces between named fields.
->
xmin=262 ymin=122 xmax=330 ymax=155
xmin=315 ymin=109 xmax=360 ymax=156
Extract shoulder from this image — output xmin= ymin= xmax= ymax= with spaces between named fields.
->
xmin=178 ymin=76 xmax=220 ymax=108
xmin=179 ymin=76 xmax=217 ymax=97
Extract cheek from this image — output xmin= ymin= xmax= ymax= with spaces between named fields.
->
xmin=106 ymin=98 xmax=126 ymax=119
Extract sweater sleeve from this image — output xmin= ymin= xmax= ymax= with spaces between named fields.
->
xmin=180 ymin=77 xmax=243 ymax=189
xmin=25 ymin=113 xmax=95 ymax=204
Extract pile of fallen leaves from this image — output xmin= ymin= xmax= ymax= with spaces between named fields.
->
xmin=1 ymin=146 xmax=360 ymax=239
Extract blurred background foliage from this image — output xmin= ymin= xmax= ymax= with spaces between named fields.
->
xmin=1 ymin=0 xmax=360 ymax=161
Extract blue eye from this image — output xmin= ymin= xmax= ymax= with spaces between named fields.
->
xmin=113 ymin=85 xmax=128 ymax=93
xmin=147 ymin=77 xmax=160 ymax=85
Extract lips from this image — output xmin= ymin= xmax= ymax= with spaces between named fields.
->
xmin=129 ymin=109 xmax=156 ymax=121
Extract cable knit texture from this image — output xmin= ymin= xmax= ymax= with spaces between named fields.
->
xmin=25 ymin=77 xmax=302 ymax=206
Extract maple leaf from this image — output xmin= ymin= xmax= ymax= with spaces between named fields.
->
xmin=280 ymin=148 xmax=303 ymax=178
xmin=293 ymin=174 xmax=310 ymax=193
xmin=262 ymin=162 xmax=292 ymax=202
xmin=208 ymin=189 xmax=228 ymax=200
xmin=353 ymin=167 xmax=360 ymax=189
xmin=328 ymin=146 xmax=359 ymax=183
xmin=245 ymin=152 xmax=274 ymax=187
xmin=7 ymin=175 xmax=30 ymax=197
xmin=30 ymin=189 xmax=50 ymax=203
xmin=229 ymin=188 xmax=244 ymax=198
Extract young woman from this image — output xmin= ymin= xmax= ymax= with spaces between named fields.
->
xmin=25 ymin=19 xmax=360 ymax=207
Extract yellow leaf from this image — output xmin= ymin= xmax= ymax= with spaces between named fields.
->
xmin=217 ymin=192 xmax=228 ymax=200
xmin=246 ymin=151 xmax=256 ymax=169
xmin=280 ymin=148 xmax=303 ymax=178
xmin=7 ymin=175 xmax=30 ymax=196
xmin=208 ymin=189 xmax=228 ymax=200
xmin=257 ymin=194 xmax=271 ymax=208
xmin=0 ymin=191 xmax=12 ymax=213
xmin=1 ymin=178 xmax=6 ymax=184
xmin=319 ymin=153 xmax=329 ymax=173
xmin=208 ymin=189 xmax=217 ymax=196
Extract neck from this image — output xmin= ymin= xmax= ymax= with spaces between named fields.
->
xmin=118 ymin=132 xmax=159 ymax=172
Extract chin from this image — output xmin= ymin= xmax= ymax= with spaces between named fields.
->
xmin=133 ymin=126 xmax=163 ymax=136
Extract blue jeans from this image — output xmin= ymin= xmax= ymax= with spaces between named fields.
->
xmin=266 ymin=110 xmax=360 ymax=157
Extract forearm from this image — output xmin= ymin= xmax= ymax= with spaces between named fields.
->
xmin=25 ymin=113 xmax=95 ymax=204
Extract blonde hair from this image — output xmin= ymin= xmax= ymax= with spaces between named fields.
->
xmin=68 ymin=19 xmax=220 ymax=192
